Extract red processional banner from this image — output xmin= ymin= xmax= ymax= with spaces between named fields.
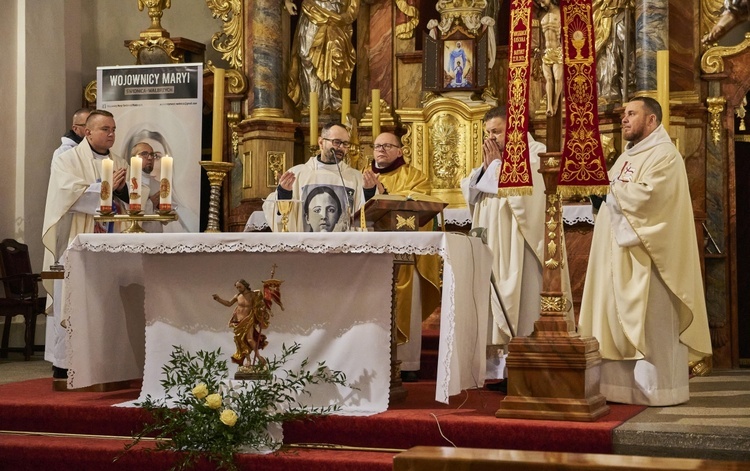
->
xmin=557 ymin=0 xmax=609 ymax=196
xmin=498 ymin=0 xmax=534 ymax=197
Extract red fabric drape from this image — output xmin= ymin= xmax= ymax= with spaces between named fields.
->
xmin=499 ymin=0 xmax=534 ymax=197
xmin=557 ymin=0 xmax=610 ymax=196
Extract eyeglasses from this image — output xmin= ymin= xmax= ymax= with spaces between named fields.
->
xmin=73 ymin=123 xmax=86 ymax=127
xmin=322 ymin=138 xmax=351 ymax=149
xmin=373 ymin=143 xmax=400 ymax=151
xmin=136 ymin=151 xmax=162 ymax=159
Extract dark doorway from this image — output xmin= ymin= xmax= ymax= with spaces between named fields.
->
xmin=736 ymin=137 xmax=750 ymax=365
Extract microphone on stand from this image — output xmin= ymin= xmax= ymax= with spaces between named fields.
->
xmin=331 ymin=147 xmax=351 ymax=230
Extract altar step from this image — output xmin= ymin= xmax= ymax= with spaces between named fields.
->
xmin=417 ymin=328 xmax=440 ymax=381
xmin=0 ymin=433 xmax=394 ymax=471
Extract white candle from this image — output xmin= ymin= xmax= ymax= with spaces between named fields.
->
xmin=130 ymin=156 xmax=143 ymax=211
xmin=160 ymin=155 xmax=173 ymax=211
xmin=372 ymin=89 xmax=381 ymax=138
xmin=212 ymin=68 xmax=226 ymax=162
xmin=310 ymin=91 xmax=319 ymax=145
xmin=100 ymin=158 xmax=113 ymax=212
xmin=341 ymin=88 xmax=350 ymax=124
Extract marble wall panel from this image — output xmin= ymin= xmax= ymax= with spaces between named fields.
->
xmin=668 ymin=0 xmax=699 ymax=94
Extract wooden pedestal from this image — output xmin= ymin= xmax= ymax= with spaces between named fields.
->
xmin=496 ymin=334 xmax=609 ymax=421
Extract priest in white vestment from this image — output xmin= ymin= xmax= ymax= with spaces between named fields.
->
xmin=263 ymin=122 xmax=375 ymax=232
xmin=578 ymin=97 xmax=712 ymax=406
xmin=42 ymin=110 xmax=130 ymax=379
xmin=461 ymin=106 xmax=573 ymax=383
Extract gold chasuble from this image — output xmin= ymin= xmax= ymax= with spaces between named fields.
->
xmin=371 ymin=160 xmax=441 ymax=344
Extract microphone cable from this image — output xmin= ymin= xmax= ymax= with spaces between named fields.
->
xmin=330 ymin=147 xmax=351 ymax=230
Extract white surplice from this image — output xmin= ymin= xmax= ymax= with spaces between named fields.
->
xmin=461 ymin=134 xmax=573 ymax=380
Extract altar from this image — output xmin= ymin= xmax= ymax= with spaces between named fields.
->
xmin=62 ymin=232 xmax=491 ymax=412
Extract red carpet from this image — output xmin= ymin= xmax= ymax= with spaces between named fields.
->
xmin=0 ymin=377 xmax=645 ymax=469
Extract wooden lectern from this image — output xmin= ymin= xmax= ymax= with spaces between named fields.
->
xmin=355 ymin=195 xmax=447 ymax=404
xmin=356 ymin=195 xmax=447 ymax=232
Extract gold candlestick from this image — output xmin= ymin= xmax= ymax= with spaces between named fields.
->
xmin=95 ymin=209 xmax=178 ymax=234
xmin=200 ymin=161 xmax=235 ymax=233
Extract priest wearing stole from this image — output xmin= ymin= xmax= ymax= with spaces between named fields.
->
xmin=263 ymin=122 xmax=373 ymax=232
xmin=460 ymin=106 xmax=573 ymax=386
xmin=42 ymin=109 xmax=129 ymax=380
xmin=363 ymin=132 xmax=442 ymax=381
xmin=579 ymin=97 xmax=712 ymax=406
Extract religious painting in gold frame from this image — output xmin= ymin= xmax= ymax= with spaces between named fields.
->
xmin=423 ymin=30 xmax=488 ymax=93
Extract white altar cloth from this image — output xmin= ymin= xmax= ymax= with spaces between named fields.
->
xmin=245 ymin=205 xmax=593 ymax=232
xmin=63 ymin=232 xmax=491 ymax=408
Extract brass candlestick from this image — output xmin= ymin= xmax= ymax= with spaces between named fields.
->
xmin=94 ymin=209 xmax=178 ymax=233
xmin=200 ymin=161 xmax=235 ymax=233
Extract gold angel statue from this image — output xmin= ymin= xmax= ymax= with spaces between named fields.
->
xmin=212 ymin=267 xmax=284 ymax=371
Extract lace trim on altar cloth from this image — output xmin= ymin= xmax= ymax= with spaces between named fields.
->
xmin=62 ymin=269 xmax=76 ymax=387
xmin=69 ymin=238 xmax=448 ymax=258
xmin=437 ymin=268 xmax=457 ymax=403
xmin=437 ymin=205 xmax=595 ymax=228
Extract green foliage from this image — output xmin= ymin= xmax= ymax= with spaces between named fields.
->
xmin=119 ymin=343 xmax=348 ymax=471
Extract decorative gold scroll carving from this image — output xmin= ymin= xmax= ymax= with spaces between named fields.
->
xmin=128 ymin=37 xmax=183 ymax=63
xmin=544 ymin=193 xmax=561 ymax=270
xmin=267 ymin=151 xmax=286 ymax=187
xmin=402 ymin=124 xmax=413 ymax=164
xmin=395 ymin=0 xmax=419 ymax=39
xmin=205 ymin=0 xmax=247 ymax=94
xmin=707 ymin=96 xmax=726 ymax=145
xmin=737 ymin=96 xmax=747 ymax=132
xmin=541 ymin=295 xmax=567 ymax=312
xmin=84 ymin=80 xmax=98 ymax=104
xmin=701 ymin=32 xmax=750 ymax=74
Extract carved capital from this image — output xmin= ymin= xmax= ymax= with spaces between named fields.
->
xmin=706 ymin=96 xmax=726 ymax=145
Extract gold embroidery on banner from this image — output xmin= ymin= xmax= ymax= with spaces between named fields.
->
xmin=547 ymin=239 xmax=557 ymax=257
xmin=558 ymin=1 xmax=608 ymax=193
xmin=500 ymin=0 xmax=532 ymax=191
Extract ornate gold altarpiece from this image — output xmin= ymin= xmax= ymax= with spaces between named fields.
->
xmin=398 ymin=98 xmax=491 ymax=207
